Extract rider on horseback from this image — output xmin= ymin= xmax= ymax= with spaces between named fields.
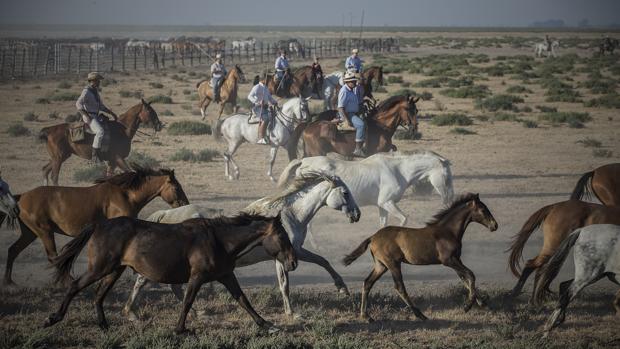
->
xmin=545 ymin=35 xmax=552 ymax=52
xmin=248 ymin=73 xmax=278 ymax=145
xmin=274 ymin=50 xmax=290 ymax=94
xmin=75 ymin=72 xmax=117 ymax=163
xmin=345 ymin=48 xmax=363 ymax=74
xmin=210 ymin=53 xmax=227 ymax=103
xmin=336 ymin=72 xmax=366 ymax=157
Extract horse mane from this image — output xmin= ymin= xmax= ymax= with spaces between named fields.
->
xmin=371 ymin=150 xmax=450 ymax=165
xmin=376 ymin=95 xmax=407 ymax=112
xmin=426 ymin=193 xmax=477 ymax=225
xmin=94 ymin=165 xmax=175 ymax=190
xmin=246 ymin=171 xmax=337 ymax=212
xmin=195 ymin=212 xmax=278 ymax=230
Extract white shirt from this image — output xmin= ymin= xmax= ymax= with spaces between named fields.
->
xmin=248 ymin=82 xmax=277 ymax=106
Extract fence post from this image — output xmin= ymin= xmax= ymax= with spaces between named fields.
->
xmin=33 ymin=47 xmax=38 ymax=76
xmin=45 ymin=47 xmax=51 ymax=75
xmin=190 ymin=47 xmax=193 ymax=67
xmin=0 ymin=49 xmax=4 ymax=77
xmin=161 ymin=47 xmax=166 ymax=68
xmin=181 ymin=47 xmax=185 ymax=66
xmin=197 ymin=47 xmax=201 ymax=64
xmin=11 ymin=46 xmax=17 ymax=77
xmin=110 ymin=46 xmax=114 ymax=71
xmin=122 ymin=46 xmax=126 ymax=71
xmin=153 ymin=48 xmax=159 ymax=70
xmin=133 ymin=47 xmax=137 ymax=70
xmin=143 ymin=47 xmax=147 ymax=70
xmin=77 ymin=47 xmax=81 ymax=74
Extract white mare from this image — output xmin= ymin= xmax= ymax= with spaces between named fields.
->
xmin=122 ymin=173 xmax=360 ymax=320
xmin=535 ymin=40 xmax=559 ymax=58
xmin=322 ymin=71 xmax=343 ymax=110
xmin=540 ymin=224 xmax=620 ymax=336
xmin=277 ymin=151 xmax=454 ymax=227
xmin=215 ymin=96 xmax=310 ymax=182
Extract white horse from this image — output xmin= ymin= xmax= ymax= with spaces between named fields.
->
xmin=215 ymin=96 xmax=310 ymax=182
xmin=322 ymin=71 xmax=343 ymax=110
xmin=0 ymin=172 xmax=20 ymax=228
xmin=278 ymin=151 xmax=454 ymax=227
xmin=123 ymin=173 xmax=360 ymax=319
xmin=232 ymin=37 xmax=256 ymax=52
xmin=539 ymin=224 xmax=620 ymax=336
xmin=535 ymin=40 xmax=559 ymax=58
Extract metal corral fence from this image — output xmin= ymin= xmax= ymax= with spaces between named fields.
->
xmin=0 ymin=38 xmax=399 ymax=79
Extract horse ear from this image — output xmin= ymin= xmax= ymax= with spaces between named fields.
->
xmin=141 ymin=98 xmax=147 ymax=105
xmin=414 ymin=97 xmax=420 ymax=103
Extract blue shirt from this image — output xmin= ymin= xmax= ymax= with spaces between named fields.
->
xmin=345 ymin=55 xmax=362 ymax=72
xmin=337 ymin=85 xmax=360 ymax=114
xmin=275 ymin=56 xmax=289 ymax=70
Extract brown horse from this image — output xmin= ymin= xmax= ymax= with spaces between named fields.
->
xmin=287 ymin=95 xmax=418 ymax=159
xmin=196 ymin=64 xmax=246 ymax=121
xmin=343 ymin=193 xmax=498 ymax=322
xmin=39 ymin=99 xmax=162 ymax=185
xmin=570 ymin=163 xmax=620 ymax=206
xmin=44 ymin=213 xmax=297 ymax=334
xmin=4 ymin=166 xmax=189 ymax=285
xmin=327 ymin=66 xmax=384 ymax=109
xmin=266 ymin=66 xmax=318 ymax=98
xmin=507 ymin=199 xmax=620 ymax=304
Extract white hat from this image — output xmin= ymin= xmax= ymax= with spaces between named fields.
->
xmin=343 ymin=72 xmax=358 ymax=82
xmin=87 ymin=72 xmax=104 ymax=81
xmin=351 ymin=48 xmax=359 ymax=54
xmin=215 ymin=53 xmax=222 ymax=59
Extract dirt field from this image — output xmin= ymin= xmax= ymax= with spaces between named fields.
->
xmin=0 ymin=29 xmax=619 ymax=348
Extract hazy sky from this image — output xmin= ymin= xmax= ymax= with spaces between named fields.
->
xmin=1 ymin=0 xmax=619 ymax=27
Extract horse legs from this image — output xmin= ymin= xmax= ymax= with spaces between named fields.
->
xmin=123 ymin=274 xmax=150 ymax=321
xmin=378 ymin=207 xmax=388 ymax=227
xmin=380 ymin=201 xmax=408 ymax=226
xmin=614 ymin=289 xmax=620 ymax=316
xmin=445 ymin=256 xmax=481 ymax=312
xmin=200 ymin=97 xmax=212 ymax=121
xmin=4 ymin=224 xmax=37 ymax=285
xmin=50 ymin=158 xmax=65 ymax=186
xmin=114 ymin=156 xmax=132 ymax=172
xmin=543 ymin=276 xmax=594 ymax=336
xmin=218 ymin=272 xmax=276 ymax=332
xmin=388 ymin=262 xmax=427 ymax=320
xmin=509 ymin=260 xmax=538 ymax=298
xmin=94 ymin=266 xmax=126 ymax=329
xmin=360 ymin=261 xmax=387 ymax=322
xmin=175 ymin=274 xmax=205 ymax=334
xmin=275 ymin=260 xmax=293 ymax=316
xmin=224 ymin=141 xmax=242 ymax=180
xmin=530 ymin=255 xmax=552 ymax=305
xmin=267 ymin=146 xmax=278 ymax=182
xmin=42 ymin=161 xmax=52 ymax=186
xmin=296 ymin=247 xmax=349 ymax=295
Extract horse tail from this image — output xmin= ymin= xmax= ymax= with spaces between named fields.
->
xmin=286 ymin=123 xmax=307 ymax=161
xmin=52 ymin=224 xmax=96 ymax=284
xmin=38 ymin=127 xmax=51 ymax=143
xmin=2 ymin=194 xmax=20 ymax=229
xmin=570 ymin=170 xmax=594 ymax=201
xmin=342 ymin=237 xmax=372 ymax=266
xmin=277 ymin=159 xmax=302 ymax=188
xmin=507 ymin=203 xmax=554 ymax=277
xmin=534 ymin=228 xmax=581 ymax=303
xmin=213 ymin=117 xmax=224 ymax=141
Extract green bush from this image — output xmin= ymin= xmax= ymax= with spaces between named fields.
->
xmin=492 ymin=113 xmax=520 ymax=122
xmin=387 ymin=75 xmax=403 ymax=84
xmin=440 ymin=85 xmax=490 ymax=99
xmin=49 ymin=92 xmax=80 ymax=101
xmin=182 ymin=89 xmax=192 ymax=95
xmin=6 ymin=123 xmax=30 ymax=136
xmin=414 ymin=77 xmax=449 ymax=88
xmin=160 ymin=109 xmax=174 ymax=116
xmin=73 ymin=164 xmax=107 ymax=182
xmin=23 ymin=112 xmax=38 ymax=122
xmin=48 ymin=111 xmax=60 ymax=119
xmin=577 ymin=137 xmax=602 ymax=148
xmin=419 ymin=91 xmax=433 ymax=101
xmin=506 ymin=85 xmax=532 ymax=94
xmin=148 ymin=95 xmax=173 ymax=104
xmin=35 ymin=97 xmax=50 ymax=104
xmin=393 ymin=129 xmax=422 ymax=140
xmin=57 ymin=81 xmax=72 ymax=89
xmin=584 ymin=93 xmax=620 ymax=108
xmin=539 ymin=112 xmax=592 ymax=126
xmin=149 ymin=82 xmax=164 ymax=89
xmin=475 ymin=94 xmax=524 ymax=112
xmin=170 ymin=148 xmax=219 ymax=162
xmin=535 ymin=105 xmax=557 ymax=113
xmin=450 ymin=127 xmax=476 ymax=135
xmin=119 ymin=90 xmax=143 ymax=99
xmin=431 ymin=114 xmax=473 ymax=126
xmin=593 ymin=149 xmax=613 ymax=158
xmin=167 ymin=121 xmax=212 ymax=135
xmin=127 ymin=152 xmax=160 ymax=168
xmin=522 ymin=120 xmax=538 ymax=128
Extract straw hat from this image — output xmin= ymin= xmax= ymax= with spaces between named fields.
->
xmin=215 ymin=53 xmax=222 ymax=59
xmin=343 ymin=72 xmax=358 ymax=82
xmin=87 ymin=72 xmax=104 ymax=81
xmin=351 ymin=48 xmax=359 ymax=54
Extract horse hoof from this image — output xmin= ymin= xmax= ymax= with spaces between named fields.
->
xmin=337 ymin=285 xmax=350 ymax=296
xmin=126 ymin=311 xmax=140 ymax=322
xmin=43 ymin=314 xmax=59 ymax=328
xmin=361 ymin=315 xmax=375 ymax=323
xmin=174 ymin=327 xmax=192 ymax=335
xmin=267 ymin=325 xmax=281 ymax=334
xmin=463 ymin=302 xmax=474 ymax=313
xmin=99 ymin=321 xmax=109 ymax=331
xmin=414 ymin=311 xmax=428 ymax=321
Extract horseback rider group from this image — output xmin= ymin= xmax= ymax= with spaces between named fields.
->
xmin=75 ymin=72 xmax=117 ymax=163
xmin=210 ymin=53 xmax=227 ymax=103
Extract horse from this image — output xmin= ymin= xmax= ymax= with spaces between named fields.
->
xmin=265 ymin=67 xmax=316 ymax=99
xmin=507 ymin=199 xmax=620 ymax=304
xmin=599 ymin=38 xmax=619 ymax=55
xmin=277 ymin=151 xmax=454 ymax=227
xmin=287 ymin=94 xmax=418 ymax=159
xmin=124 ymin=172 xmax=361 ymax=319
xmin=570 ymin=163 xmax=620 ymax=206
xmin=43 ymin=213 xmax=297 ymax=334
xmin=3 ymin=166 xmax=189 ymax=286
xmin=0 ymin=172 xmax=20 ymax=229
xmin=292 ymin=65 xmax=324 ymax=99
xmin=232 ymin=37 xmax=256 ymax=52
xmin=38 ymin=99 xmax=163 ymax=186
xmin=215 ymin=96 xmax=310 ymax=182
xmin=538 ymin=224 xmax=620 ymax=337
xmin=343 ymin=193 xmax=498 ymax=322
xmin=197 ymin=65 xmax=246 ymax=121
xmin=535 ymin=40 xmax=559 ymax=58
xmin=322 ymin=66 xmax=384 ymax=110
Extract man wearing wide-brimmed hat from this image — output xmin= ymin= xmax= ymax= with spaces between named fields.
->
xmin=75 ymin=72 xmax=117 ymax=163
xmin=345 ymin=48 xmax=363 ymax=74
xmin=210 ymin=53 xmax=227 ymax=103
xmin=336 ymin=72 xmax=366 ymax=157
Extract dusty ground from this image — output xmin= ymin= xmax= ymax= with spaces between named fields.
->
xmin=0 ymin=30 xmax=619 ymax=348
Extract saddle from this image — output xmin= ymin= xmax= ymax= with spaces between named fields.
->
xmin=69 ymin=121 xmax=91 ymax=143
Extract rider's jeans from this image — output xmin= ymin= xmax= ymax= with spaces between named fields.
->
xmin=351 ymin=114 xmax=365 ymax=142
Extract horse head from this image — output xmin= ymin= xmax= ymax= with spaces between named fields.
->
xmin=467 ymin=194 xmax=498 ymax=232
xmin=325 ymin=175 xmax=361 ymax=223
xmin=139 ymin=98 xmax=163 ymax=132
xmin=233 ymin=64 xmax=246 ymax=83
xmin=158 ymin=169 xmax=190 ymax=208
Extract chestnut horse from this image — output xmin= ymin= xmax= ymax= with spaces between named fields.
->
xmin=343 ymin=193 xmax=498 ymax=322
xmin=507 ymin=199 xmax=620 ymax=304
xmin=44 ymin=213 xmax=297 ymax=334
xmin=196 ymin=64 xmax=246 ymax=120
xmin=38 ymin=99 xmax=163 ymax=185
xmin=287 ymin=95 xmax=418 ymax=159
xmin=3 ymin=167 xmax=189 ymax=285
xmin=570 ymin=163 xmax=620 ymax=206
xmin=266 ymin=66 xmax=320 ymax=98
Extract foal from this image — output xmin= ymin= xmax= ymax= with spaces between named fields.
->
xmin=343 ymin=193 xmax=498 ymax=322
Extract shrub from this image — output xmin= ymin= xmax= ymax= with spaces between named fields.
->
xmin=584 ymin=93 xmax=620 ymax=108
xmin=6 ymin=123 xmax=30 ymax=136
xmin=450 ymin=127 xmax=476 ymax=135
xmin=48 ymin=111 xmax=60 ymax=119
xmin=65 ymin=113 xmax=81 ymax=122
xmin=57 ymin=81 xmax=72 ymax=89
xmin=414 ymin=77 xmax=449 ymax=88
xmin=419 ymin=91 xmax=433 ymax=101
xmin=170 ymin=148 xmax=219 ymax=162
xmin=431 ymin=114 xmax=473 ymax=126
xmin=535 ymin=105 xmax=557 ymax=113
xmin=576 ymin=137 xmax=602 ymax=148
xmin=387 ymin=75 xmax=403 ymax=84
xmin=539 ymin=112 xmax=592 ymax=126
xmin=35 ymin=97 xmax=50 ymax=104
xmin=23 ymin=112 xmax=38 ymax=122
xmin=394 ymin=129 xmax=422 ymax=140
xmin=181 ymin=104 xmax=193 ymax=111
xmin=50 ymin=92 xmax=80 ymax=101
xmin=127 ymin=152 xmax=160 ymax=168
xmin=506 ymin=85 xmax=532 ymax=94
xmin=160 ymin=109 xmax=174 ymax=116
xmin=167 ymin=121 xmax=211 ymax=135
xmin=149 ymin=82 xmax=164 ymax=89
xmin=475 ymin=94 xmax=524 ymax=112
xmin=73 ymin=164 xmax=106 ymax=182
xmin=440 ymin=85 xmax=490 ymax=99
xmin=182 ymin=89 xmax=192 ymax=95
xmin=119 ymin=90 xmax=143 ymax=99
xmin=148 ymin=95 xmax=173 ymax=104
xmin=522 ymin=120 xmax=538 ymax=128
xmin=492 ymin=113 xmax=520 ymax=122
xmin=100 ymin=77 xmax=118 ymax=86
xmin=593 ymin=149 xmax=613 ymax=158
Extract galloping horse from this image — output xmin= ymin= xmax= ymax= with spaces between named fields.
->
xmin=0 ymin=172 xmax=19 ymax=228
xmin=570 ymin=163 xmax=620 ymax=206
xmin=44 ymin=214 xmax=296 ymax=334
xmin=215 ymin=97 xmax=310 ymax=182
xmin=535 ymin=40 xmax=559 ymax=58
xmin=38 ymin=99 xmax=163 ymax=185
xmin=3 ymin=167 xmax=189 ymax=285
xmin=266 ymin=66 xmax=319 ymax=99
xmin=287 ymin=94 xmax=418 ymax=159
xmin=323 ymin=66 xmax=384 ymax=110
xmin=508 ymin=199 xmax=620 ymax=304
xmin=197 ymin=64 xmax=246 ymax=120
xmin=343 ymin=193 xmax=498 ymax=322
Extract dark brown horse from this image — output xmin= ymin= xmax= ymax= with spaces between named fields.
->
xmin=39 ymin=99 xmax=163 ymax=185
xmin=4 ymin=166 xmax=189 ymax=285
xmin=44 ymin=213 xmax=297 ymax=334
xmin=570 ymin=163 xmax=620 ymax=206
xmin=287 ymin=95 xmax=418 ymax=160
xmin=266 ymin=66 xmax=319 ymax=98
xmin=343 ymin=193 xmax=498 ymax=322
xmin=196 ymin=64 xmax=246 ymax=120
xmin=507 ymin=199 xmax=620 ymax=304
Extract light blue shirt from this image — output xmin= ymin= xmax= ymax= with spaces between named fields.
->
xmin=275 ymin=56 xmax=289 ymax=71
xmin=337 ymin=85 xmax=360 ymax=114
xmin=345 ymin=55 xmax=362 ymax=72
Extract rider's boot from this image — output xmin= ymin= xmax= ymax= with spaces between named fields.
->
xmin=91 ymin=148 xmax=103 ymax=164
xmin=353 ymin=141 xmax=366 ymax=157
